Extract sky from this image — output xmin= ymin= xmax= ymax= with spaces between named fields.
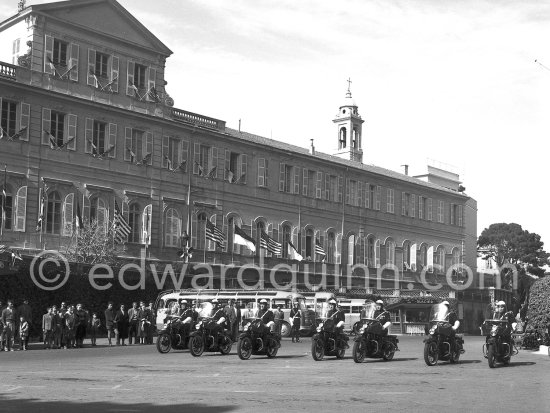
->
xmin=2 ymin=0 xmax=550 ymax=247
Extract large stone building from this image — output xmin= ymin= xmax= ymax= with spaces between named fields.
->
xmin=0 ymin=0 xmax=479 ymax=332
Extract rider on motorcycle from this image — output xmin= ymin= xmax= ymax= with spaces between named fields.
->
xmin=373 ymin=300 xmax=392 ymax=335
xmin=327 ymin=299 xmax=345 ymax=336
xmin=257 ymin=299 xmax=276 ymax=335
xmin=494 ymin=301 xmax=516 ymax=346
xmin=441 ymin=301 xmax=460 ymax=353
xmin=210 ymin=299 xmax=227 ymax=336
xmin=178 ymin=300 xmax=194 ymax=336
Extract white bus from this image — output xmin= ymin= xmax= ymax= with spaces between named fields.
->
xmin=154 ymin=289 xmax=314 ymax=337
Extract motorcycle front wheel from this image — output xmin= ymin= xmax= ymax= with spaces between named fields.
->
xmin=335 ymin=345 xmax=345 ymax=359
xmin=450 ymin=342 xmax=461 ymax=364
xmin=424 ymin=341 xmax=438 ymax=366
xmin=352 ymin=340 xmax=366 ymax=363
xmin=219 ymin=335 xmax=232 ymax=355
xmin=382 ymin=342 xmax=395 ymax=361
xmin=266 ymin=338 xmax=278 ymax=358
xmin=238 ymin=336 xmax=252 ymax=360
xmin=156 ymin=333 xmax=172 ymax=354
xmin=311 ymin=338 xmax=324 ymax=361
xmin=189 ymin=336 xmax=204 ymax=357
xmin=487 ymin=344 xmax=496 ymax=368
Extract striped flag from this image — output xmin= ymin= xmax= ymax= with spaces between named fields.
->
xmin=234 ymin=225 xmax=256 ymax=252
xmin=113 ymin=200 xmax=131 ymax=244
xmin=315 ymin=238 xmax=326 ymax=257
xmin=36 ymin=179 xmax=46 ymax=232
xmin=288 ymin=239 xmax=303 ymax=261
xmin=75 ymin=198 xmax=84 ymax=232
xmin=1 ymin=165 xmax=6 ymax=233
xmin=205 ymin=219 xmax=225 ymax=249
xmin=260 ymin=230 xmax=281 ymax=255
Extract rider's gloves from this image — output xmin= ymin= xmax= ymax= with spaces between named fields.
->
xmin=336 ymin=321 xmax=344 ymax=328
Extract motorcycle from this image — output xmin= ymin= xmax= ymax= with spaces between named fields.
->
xmin=188 ymin=303 xmax=233 ymax=357
xmin=352 ymin=301 xmax=399 ymax=363
xmin=237 ymin=316 xmax=281 ymax=360
xmin=423 ymin=303 xmax=464 ymax=366
xmin=156 ymin=317 xmax=191 ymax=353
xmin=311 ymin=303 xmax=349 ymax=361
xmin=482 ymin=319 xmax=518 ymax=368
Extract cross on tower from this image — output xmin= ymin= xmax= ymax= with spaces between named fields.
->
xmin=346 ymin=77 xmax=352 ymax=93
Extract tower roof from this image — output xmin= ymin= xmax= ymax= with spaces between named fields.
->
xmin=340 ymin=90 xmax=357 ymax=108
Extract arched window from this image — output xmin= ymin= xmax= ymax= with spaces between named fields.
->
xmin=62 ymin=193 xmax=74 ymax=236
xmin=435 ymin=246 xmax=446 ymax=273
xmin=356 ymin=236 xmax=366 ymax=265
xmin=367 ymin=237 xmax=375 ymax=267
xmin=305 ymin=228 xmax=314 ymax=260
xmin=282 ymin=224 xmax=291 ymax=258
xmin=0 ymin=184 xmax=13 ymax=230
xmin=374 ymin=239 xmax=381 ymax=268
xmin=386 ymin=239 xmax=395 ymax=265
xmin=327 ymin=232 xmax=335 ymax=264
xmin=255 ymin=221 xmax=266 ymax=257
xmin=347 ymin=234 xmax=356 ymax=265
xmin=419 ymin=244 xmax=427 ymax=268
xmin=197 ymin=212 xmax=207 ymax=250
xmin=402 ymin=241 xmax=411 ymax=270
xmin=352 ymin=128 xmax=359 ymax=148
xmin=165 ymin=208 xmax=181 ymax=247
xmin=46 ymin=191 xmax=62 ymax=234
xmin=339 ymin=127 xmax=347 ymax=149
xmin=128 ymin=203 xmax=141 ymax=243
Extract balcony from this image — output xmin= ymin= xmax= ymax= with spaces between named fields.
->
xmin=0 ymin=61 xmax=17 ymax=80
xmin=171 ymin=107 xmax=225 ymax=131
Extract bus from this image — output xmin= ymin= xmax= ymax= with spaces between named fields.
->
xmin=154 ymin=289 xmax=314 ymax=337
xmin=303 ymin=292 xmax=365 ymax=333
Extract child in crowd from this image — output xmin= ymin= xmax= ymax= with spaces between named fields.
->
xmin=19 ymin=316 xmax=29 ymax=351
xmin=90 ymin=313 xmax=101 ymax=346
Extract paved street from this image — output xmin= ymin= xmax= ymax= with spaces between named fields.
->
xmin=0 ymin=335 xmax=548 ymax=413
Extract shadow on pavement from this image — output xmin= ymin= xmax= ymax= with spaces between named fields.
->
xmin=0 ymin=397 xmax=237 ymax=413
xmin=504 ymin=361 xmax=536 ymax=367
xmin=455 ymin=360 xmax=482 ymax=364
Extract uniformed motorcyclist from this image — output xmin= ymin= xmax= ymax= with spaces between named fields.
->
xmin=494 ymin=300 xmax=516 ymax=349
xmin=209 ymin=299 xmax=227 ymax=336
xmin=178 ymin=300 xmax=194 ymax=337
xmin=373 ymin=300 xmax=392 ymax=335
xmin=441 ymin=300 xmax=460 ymax=353
xmin=327 ymin=298 xmax=345 ymax=336
xmin=257 ymin=299 xmax=276 ymax=335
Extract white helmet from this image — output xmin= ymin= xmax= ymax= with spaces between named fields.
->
xmin=441 ymin=301 xmax=450 ymax=306
xmin=496 ymin=301 xmax=506 ymax=306
xmin=328 ymin=298 xmax=337 ymax=305
xmin=375 ymin=300 xmax=384 ymax=305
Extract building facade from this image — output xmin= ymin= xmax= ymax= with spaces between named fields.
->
xmin=0 ymin=0 xmax=479 ymax=331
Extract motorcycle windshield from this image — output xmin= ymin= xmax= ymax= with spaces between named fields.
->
xmin=428 ymin=304 xmax=450 ymax=322
xmin=360 ymin=302 xmax=377 ymax=319
xmin=196 ymin=302 xmax=216 ymax=319
xmin=317 ymin=303 xmax=333 ymax=319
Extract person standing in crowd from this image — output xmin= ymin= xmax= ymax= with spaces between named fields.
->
xmin=58 ymin=302 xmax=68 ymax=349
xmin=52 ymin=305 xmax=62 ymax=349
xmin=128 ymin=302 xmax=139 ymax=345
xmin=104 ymin=302 xmax=115 ymax=346
xmin=1 ymin=300 xmax=17 ymax=351
xmin=42 ymin=307 xmax=54 ymax=349
xmin=75 ymin=303 xmax=88 ymax=348
xmin=0 ymin=300 xmax=4 ymax=351
xmin=273 ymin=305 xmax=284 ymax=336
xmin=138 ymin=301 xmax=150 ymax=344
xmin=17 ymin=299 xmax=32 ymax=350
xmin=147 ymin=302 xmax=156 ymax=344
xmin=65 ymin=306 xmax=76 ymax=349
xmin=224 ymin=299 xmax=240 ymax=342
xmin=289 ymin=302 xmax=301 ymax=343
xmin=89 ymin=313 xmax=101 ymax=346
xmin=19 ymin=316 xmax=29 ymax=350
xmin=114 ymin=304 xmax=129 ymax=346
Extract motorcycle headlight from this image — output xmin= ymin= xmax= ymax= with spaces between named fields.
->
xmin=317 ymin=323 xmax=324 ymax=332
xmin=359 ymin=327 xmax=365 ymax=334
xmin=163 ymin=323 xmax=168 ymax=329
xmin=429 ymin=326 xmax=437 ymax=335
xmin=195 ymin=322 xmax=202 ymax=330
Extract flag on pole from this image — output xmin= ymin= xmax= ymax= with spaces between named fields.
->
xmin=315 ymin=238 xmax=326 ymax=258
xmin=75 ymin=197 xmax=84 ymax=232
xmin=234 ymin=225 xmax=256 ymax=252
xmin=1 ymin=165 xmax=6 ymax=232
xmin=113 ymin=200 xmax=131 ymax=244
xmin=260 ymin=230 xmax=281 ymax=255
xmin=205 ymin=219 xmax=225 ymax=249
xmin=36 ymin=179 xmax=46 ymax=232
xmin=288 ymin=239 xmax=303 ymax=261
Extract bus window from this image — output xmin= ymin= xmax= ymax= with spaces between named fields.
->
xmin=273 ymin=299 xmax=290 ymax=309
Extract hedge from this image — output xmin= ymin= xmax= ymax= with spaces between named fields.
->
xmin=526 ymin=276 xmax=550 ymax=339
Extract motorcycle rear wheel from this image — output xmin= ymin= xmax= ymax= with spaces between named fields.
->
xmin=189 ymin=336 xmax=204 ymax=357
xmin=487 ymin=344 xmax=496 ymax=368
xmin=238 ymin=336 xmax=252 ymax=360
xmin=156 ymin=333 xmax=172 ymax=354
xmin=424 ymin=341 xmax=438 ymax=366
xmin=352 ymin=340 xmax=366 ymax=363
xmin=311 ymin=339 xmax=324 ymax=361
xmin=336 ymin=346 xmax=345 ymax=359
xmin=266 ymin=339 xmax=278 ymax=358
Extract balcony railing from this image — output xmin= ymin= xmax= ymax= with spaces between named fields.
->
xmin=171 ymin=107 xmax=225 ymax=131
xmin=0 ymin=62 xmax=17 ymax=80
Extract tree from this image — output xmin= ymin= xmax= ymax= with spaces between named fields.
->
xmin=64 ymin=220 xmax=120 ymax=266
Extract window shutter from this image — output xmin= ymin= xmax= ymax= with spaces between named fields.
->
xmin=124 ymin=127 xmax=132 ymax=161
xmin=364 ymin=183 xmax=370 ymax=208
xmin=292 ymin=166 xmax=299 ymax=194
xmin=69 ymin=43 xmax=79 ymax=81
xmin=85 ymin=118 xmax=93 ymax=153
xmin=257 ymin=158 xmax=265 ymax=187
xmin=375 ymin=186 xmax=381 ymax=210
xmin=216 ymin=147 xmax=225 ymax=180
xmin=145 ymin=131 xmax=153 ymax=165
xmin=111 ymin=56 xmax=119 ymax=92
xmin=14 ymin=186 xmax=27 ymax=232
xmin=63 ymin=193 xmax=74 ymax=236
xmin=179 ymin=138 xmax=189 ymax=172
xmin=458 ymin=205 xmax=463 ymax=226
xmin=264 ymin=159 xmax=269 ymax=187
xmin=302 ymin=168 xmax=308 ymax=196
xmin=108 ymin=123 xmax=117 ymax=158
xmin=87 ymin=49 xmax=96 ymax=86
xmin=338 ymin=176 xmax=344 ymax=203
xmin=192 ymin=142 xmax=201 ymax=174
xmin=345 ymin=178 xmax=350 ymax=205
xmin=224 ymin=149 xmax=231 ymax=181
xmin=375 ymin=240 xmax=381 ymax=268
xmin=162 ymin=136 xmax=169 ymax=168
xmin=126 ymin=61 xmax=135 ymax=96
xmin=211 ymin=147 xmax=218 ymax=177
xmin=240 ymin=154 xmax=247 ymax=184
xmin=278 ymin=163 xmax=285 ymax=192
xmin=335 ymin=233 xmax=342 ymax=264
xmin=142 ymin=204 xmax=152 ymax=245
xmin=401 ymin=192 xmax=406 ymax=215
xmin=44 ymin=35 xmax=54 ymax=74
xmin=324 ymin=174 xmax=330 ymax=200
xmin=450 ymin=203 xmax=455 ymax=225
xmin=41 ymin=107 xmax=51 ymax=145
xmin=357 ymin=181 xmax=363 ymax=207
xmin=222 ymin=214 xmax=228 ymax=252
xmin=427 ymin=198 xmax=433 ymax=221
xmin=301 ymin=230 xmax=306 ymax=257
xmin=66 ymin=114 xmax=77 ymax=150
xmin=19 ymin=102 xmax=30 ymax=141
xmin=410 ymin=194 xmax=416 ymax=218
xmin=147 ymin=67 xmax=156 ymax=98
xmin=315 ymin=171 xmax=322 ymax=199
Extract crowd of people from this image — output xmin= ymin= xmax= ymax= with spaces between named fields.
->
xmin=0 ymin=298 xmax=157 ymax=351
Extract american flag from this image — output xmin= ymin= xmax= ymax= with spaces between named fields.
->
xmin=260 ymin=230 xmax=281 ymax=255
xmin=315 ymin=238 xmax=326 ymax=257
xmin=205 ymin=220 xmax=225 ymax=249
xmin=113 ymin=201 xmax=131 ymax=244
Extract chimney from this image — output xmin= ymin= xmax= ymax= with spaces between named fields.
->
xmin=401 ymin=164 xmax=409 ymax=176
xmin=310 ymin=139 xmax=315 ymax=155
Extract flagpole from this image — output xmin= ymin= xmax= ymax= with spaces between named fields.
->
xmin=1 ymin=164 xmax=6 ymax=239
xmin=39 ymin=178 xmax=44 ymax=249
xmin=203 ymin=218 xmax=207 ymax=264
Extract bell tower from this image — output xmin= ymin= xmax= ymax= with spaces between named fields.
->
xmin=332 ymin=78 xmax=364 ymax=163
